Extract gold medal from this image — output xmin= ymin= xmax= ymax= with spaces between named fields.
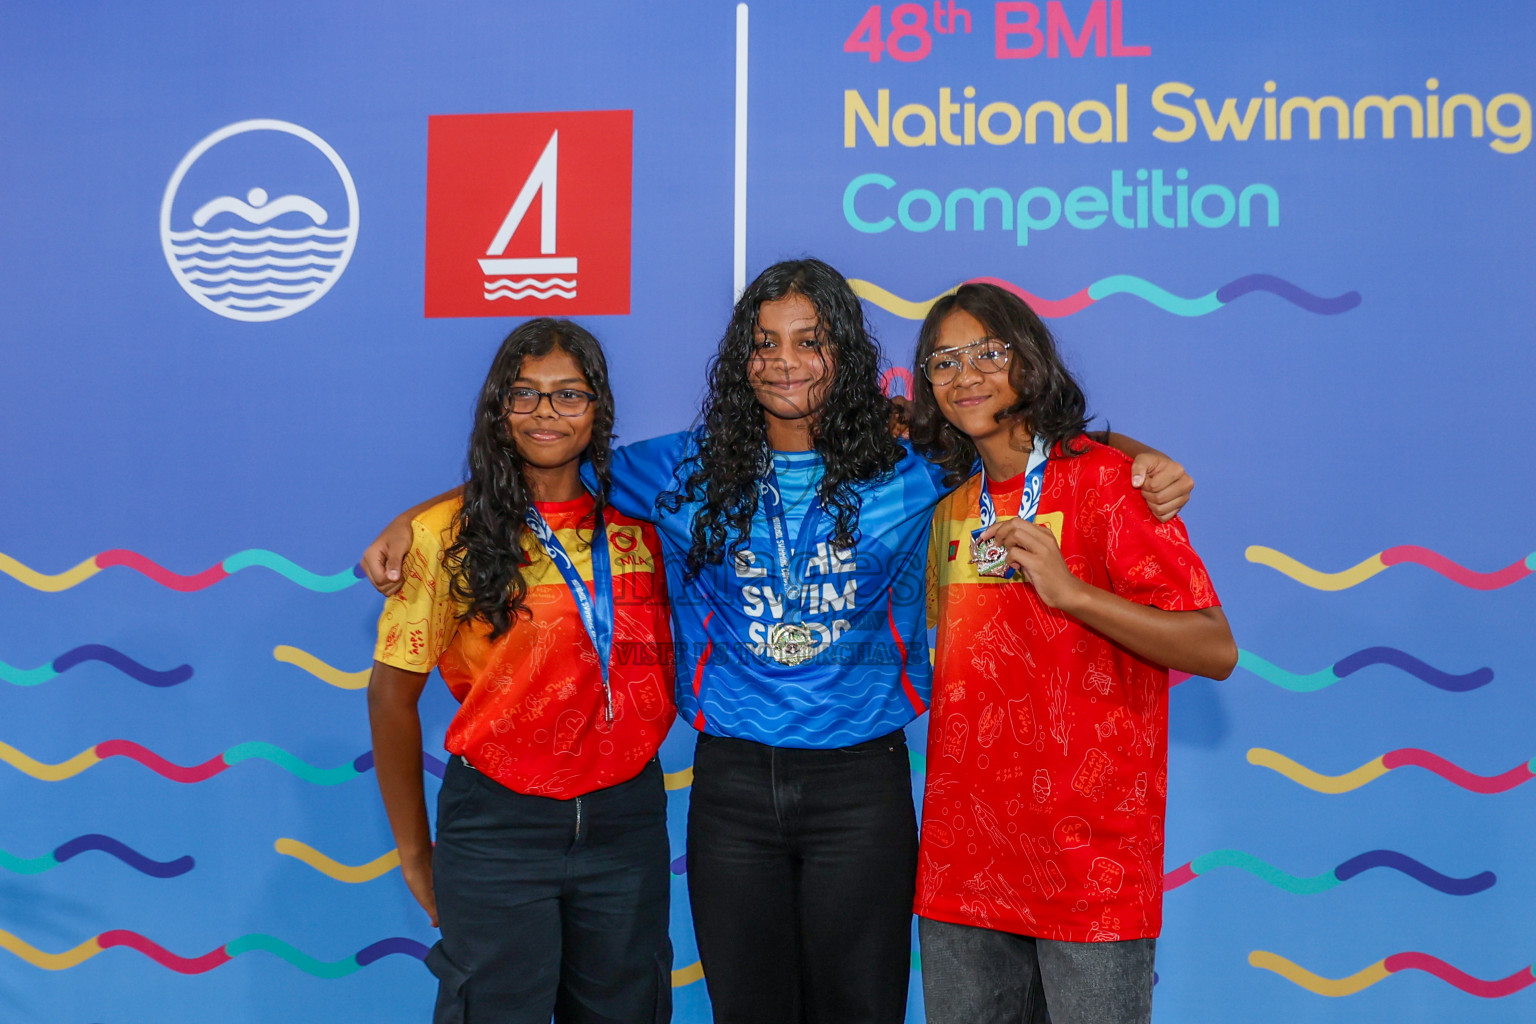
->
xmin=766 ymin=622 xmax=817 ymax=666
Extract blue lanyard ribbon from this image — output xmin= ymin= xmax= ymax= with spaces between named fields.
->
xmin=524 ymin=500 xmax=615 ymax=719
xmin=758 ymin=455 xmax=827 ymax=625
xmin=978 ymin=436 xmax=1049 ymax=528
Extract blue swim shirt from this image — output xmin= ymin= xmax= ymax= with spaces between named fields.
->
xmin=600 ymin=431 xmax=951 ymax=749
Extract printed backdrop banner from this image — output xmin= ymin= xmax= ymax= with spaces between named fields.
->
xmin=1 ymin=2 xmax=1532 ymax=1022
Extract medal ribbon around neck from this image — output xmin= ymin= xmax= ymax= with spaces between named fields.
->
xmin=525 ymin=498 xmax=615 ymax=721
xmin=758 ymin=454 xmax=828 ymax=628
xmin=979 ymin=435 xmax=1050 ymax=529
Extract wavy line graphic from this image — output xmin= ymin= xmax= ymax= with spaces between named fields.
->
xmin=674 ymin=961 xmax=705 ymax=986
xmin=1246 ymin=545 xmax=1535 ymax=591
xmin=1250 ymin=950 xmax=1536 ymax=998
xmin=1248 ymin=748 xmax=1536 ymax=794
xmin=272 ymin=646 xmax=369 ymax=689
xmin=0 ymin=740 xmax=447 ymax=784
xmin=664 ymin=766 xmax=694 ymax=791
xmin=1163 ymin=849 xmax=1494 ymax=895
xmin=0 ymin=644 xmax=193 ymax=688
xmin=1 ymin=835 xmax=193 ymax=878
xmin=485 ymin=287 xmax=577 ymax=300
xmin=275 ymin=839 xmax=399 ymax=882
xmin=0 ymin=550 xmax=363 ymax=593
xmin=0 ymin=927 xmax=427 ymax=977
xmin=849 ymin=273 xmax=1360 ymax=320
xmin=1231 ymin=647 xmax=1493 ymax=693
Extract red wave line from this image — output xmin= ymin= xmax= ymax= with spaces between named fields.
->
xmin=94 ymin=550 xmax=230 ymax=591
xmin=98 ymin=930 xmax=232 ymax=974
xmin=1381 ymin=749 xmax=1535 ymax=793
xmin=967 ymin=277 xmax=1094 ymax=318
xmin=95 ymin=740 xmax=228 ymax=783
xmin=1383 ymin=953 xmax=1536 ymax=998
xmin=1163 ymin=863 xmax=1197 ymax=891
xmin=1379 ymin=546 xmax=1531 ymax=590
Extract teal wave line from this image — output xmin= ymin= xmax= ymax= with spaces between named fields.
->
xmin=1189 ymin=850 xmax=1340 ymax=894
xmin=225 ymin=934 xmax=360 ymax=978
xmin=1086 ymin=276 xmax=1223 ymax=316
xmin=0 ymin=660 xmax=57 ymax=687
xmin=220 ymin=551 xmax=360 ymax=593
xmin=1236 ymin=650 xmax=1340 ymax=692
xmin=0 ymin=848 xmax=57 ymax=875
xmin=221 ymin=743 xmax=363 ymax=786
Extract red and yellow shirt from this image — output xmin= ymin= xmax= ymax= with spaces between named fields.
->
xmin=918 ymin=438 xmax=1218 ymax=942
xmin=374 ymin=495 xmax=675 ymax=799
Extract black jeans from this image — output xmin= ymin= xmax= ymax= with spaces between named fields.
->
xmin=428 ymin=756 xmax=672 ymax=1024
xmin=919 ymin=917 xmax=1155 ymax=1024
xmin=686 ymin=731 xmax=919 ymax=1024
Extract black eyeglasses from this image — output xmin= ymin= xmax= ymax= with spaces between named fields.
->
xmin=507 ymin=387 xmax=598 ymax=416
xmin=922 ymin=340 xmax=1012 ymax=386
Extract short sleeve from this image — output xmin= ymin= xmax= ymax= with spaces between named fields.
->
xmin=374 ymin=515 xmax=460 ymax=672
xmin=1098 ymin=461 xmax=1220 ymax=613
xmin=593 ymin=431 xmax=695 ymax=522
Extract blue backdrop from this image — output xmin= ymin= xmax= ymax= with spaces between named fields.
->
xmin=1 ymin=2 xmax=1532 ymax=1021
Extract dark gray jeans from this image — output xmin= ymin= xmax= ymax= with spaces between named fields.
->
xmin=919 ymin=917 xmax=1155 ymax=1024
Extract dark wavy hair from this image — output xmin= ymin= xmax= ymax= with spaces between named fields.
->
xmin=661 ymin=258 xmax=904 ymax=577
xmin=907 ymin=282 xmax=1090 ymax=488
xmin=444 ymin=318 xmax=615 ymax=640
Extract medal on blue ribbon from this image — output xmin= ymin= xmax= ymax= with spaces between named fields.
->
xmin=758 ymin=455 xmax=828 ymax=667
xmin=525 ymin=499 xmax=616 ymax=721
xmin=971 ymin=436 xmax=1049 ymax=580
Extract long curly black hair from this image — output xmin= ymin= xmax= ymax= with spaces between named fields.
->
xmin=444 ymin=318 xmax=615 ymax=640
xmin=662 ymin=258 xmax=904 ymax=577
xmin=907 ymin=282 xmax=1090 ymax=488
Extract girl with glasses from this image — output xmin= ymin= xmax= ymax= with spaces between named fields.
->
xmin=366 ymin=318 xmax=675 ymax=1024
xmin=364 ymin=261 xmax=1194 ymax=1023
xmin=907 ymin=283 xmax=1238 ymax=1024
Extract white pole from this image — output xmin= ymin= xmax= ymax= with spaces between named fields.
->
xmin=733 ymin=3 xmax=749 ymax=301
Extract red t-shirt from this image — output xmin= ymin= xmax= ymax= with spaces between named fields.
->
xmin=917 ymin=438 xmax=1218 ymax=942
xmin=374 ymin=495 xmax=675 ymax=799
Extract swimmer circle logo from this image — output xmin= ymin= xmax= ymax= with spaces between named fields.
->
xmin=160 ymin=120 xmax=359 ymax=323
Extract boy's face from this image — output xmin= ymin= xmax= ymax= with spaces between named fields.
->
xmin=927 ymin=309 xmax=1018 ymax=443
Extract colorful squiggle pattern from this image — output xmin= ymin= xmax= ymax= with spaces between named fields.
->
xmin=1174 ymin=647 xmax=1495 ymax=692
xmin=0 ymin=549 xmax=362 ymax=593
xmin=273 ymin=645 xmax=369 ymax=689
xmin=849 ymin=274 xmax=1361 ymax=320
xmin=1250 ymin=950 xmax=1536 ymax=998
xmin=0 ymin=927 xmax=427 ymax=977
xmin=1248 ymin=748 xmax=1536 ymax=794
xmin=1246 ymin=545 xmax=1536 ymax=591
xmin=0 ymin=740 xmax=447 ymax=784
xmin=1163 ymin=850 xmax=1494 ymax=895
xmin=0 ymin=835 xmax=193 ymax=878
xmin=0 ymin=645 xmax=192 ymax=688
xmin=275 ymin=839 xmax=399 ymax=882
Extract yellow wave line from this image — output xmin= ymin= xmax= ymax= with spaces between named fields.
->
xmin=1249 ymin=950 xmax=1391 ymax=996
xmin=272 ymin=645 xmax=370 ymax=690
xmin=0 ymin=929 xmax=103 ymax=970
xmin=1247 ymin=748 xmax=1389 ymax=794
xmin=672 ymin=960 xmax=705 ymax=987
xmin=663 ymin=766 xmax=693 ymax=791
xmin=0 ymin=553 xmax=100 ymax=592
xmin=1244 ymin=546 xmax=1387 ymax=591
xmin=274 ymin=839 xmax=399 ymax=882
xmin=0 ymin=741 xmax=101 ymax=781
xmin=848 ymin=279 xmax=957 ymax=320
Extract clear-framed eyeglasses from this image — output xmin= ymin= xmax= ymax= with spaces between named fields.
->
xmin=506 ymin=387 xmax=598 ymax=416
xmin=922 ymin=340 xmax=1013 ymax=386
